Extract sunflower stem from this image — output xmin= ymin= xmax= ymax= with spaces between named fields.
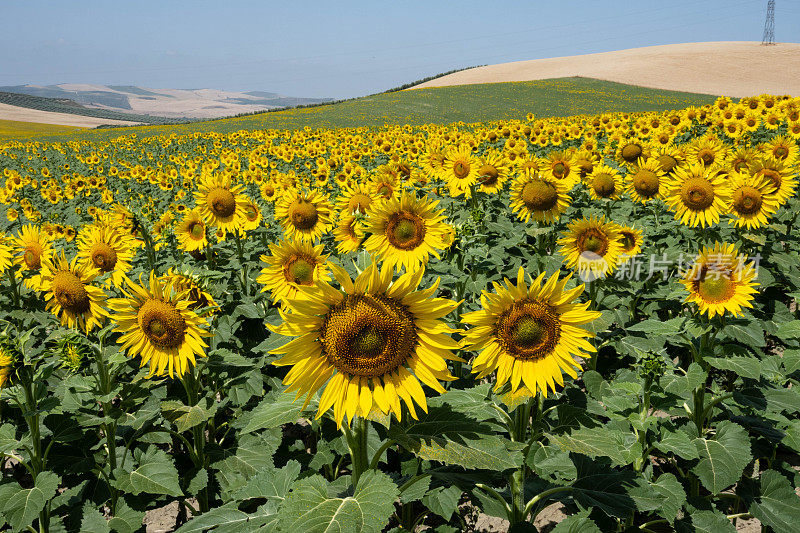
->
xmin=343 ymin=416 xmax=370 ymax=488
xmin=181 ymin=366 xmax=210 ymax=513
xmin=6 ymin=267 xmax=20 ymax=309
xmin=94 ymin=337 xmax=119 ymax=514
xmin=21 ymin=366 xmax=50 ymax=533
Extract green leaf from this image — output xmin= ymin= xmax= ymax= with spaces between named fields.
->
xmin=2 ymin=472 xmax=60 ymax=533
xmin=655 ymin=428 xmax=699 ymax=460
xmin=691 ymin=421 xmax=752 ymax=494
xmin=108 ymin=500 xmax=145 ymax=533
xmin=128 ymin=449 xmax=183 ymax=497
xmin=278 ymin=471 xmax=398 ymax=533
xmin=548 ymin=426 xmax=642 ymax=467
xmin=782 ymin=349 xmax=800 ymax=374
xmin=651 ymin=473 xmax=686 ymax=522
xmin=187 ymin=469 xmax=209 ymax=496
xmin=776 ymin=320 xmax=800 ymax=340
xmin=663 ymin=363 xmax=706 ymax=397
xmin=161 ymin=399 xmax=218 ymax=433
xmin=174 ymin=502 xmax=276 ymax=533
xmin=236 ymin=390 xmax=310 ymax=434
xmin=388 ymin=406 xmax=524 ymax=470
xmin=80 ymin=502 xmax=110 ymax=533
xmin=626 ymin=478 xmax=664 ymax=512
xmin=705 ymin=356 xmax=761 ymax=380
xmin=570 ymin=455 xmax=636 ymax=518
xmin=781 ymin=419 xmax=800 ymax=453
xmin=398 ymin=475 xmax=430 ymax=504
xmin=723 ymin=322 xmax=765 ymax=348
xmin=749 ymin=470 xmax=800 ymax=532
xmin=626 ymin=317 xmax=685 ymax=335
xmin=528 ymin=444 xmax=577 ymax=483
xmin=231 ymin=461 xmax=301 ymax=502
xmin=427 ymin=383 xmax=501 ymax=422
xmin=213 ymin=432 xmax=281 ymax=497
xmin=0 ymin=424 xmax=21 ymax=454
xmin=676 ymin=509 xmax=736 ymax=533
xmin=550 ymin=510 xmax=602 ymax=533
xmin=422 ymin=486 xmax=461 ymax=521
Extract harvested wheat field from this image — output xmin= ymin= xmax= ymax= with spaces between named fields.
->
xmin=0 ymin=102 xmax=140 ymax=128
xmin=415 ymin=41 xmax=800 ymax=97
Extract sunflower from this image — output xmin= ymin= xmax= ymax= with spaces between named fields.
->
xmin=194 ymin=172 xmax=249 ymax=233
xmin=0 ymin=344 xmax=17 ymax=389
xmin=364 ymin=192 xmax=451 ymax=272
xmin=240 ymin=199 xmax=263 ymax=232
xmin=335 ymin=182 xmax=380 ymax=215
xmin=420 ymin=141 xmax=447 ymax=179
xmin=271 ymin=262 xmax=461 ymax=427
xmin=651 ymin=145 xmax=684 ymax=176
xmin=727 ymin=172 xmax=779 ymax=229
xmin=509 ymin=173 xmax=570 ymax=224
xmin=12 ymin=224 xmax=53 ymax=290
xmin=476 ymin=151 xmax=511 ymax=194
xmin=586 ymin=164 xmax=623 ymax=201
xmin=558 ymin=216 xmax=623 ymax=279
xmin=625 ymin=158 xmax=667 ymax=204
xmin=617 ymin=225 xmax=643 ymax=259
xmin=442 ymin=144 xmax=479 ymax=197
xmin=107 ymin=273 xmax=210 ymax=378
xmin=462 ymin=268 xmax=601 ymax=397
xmin=542 ymin=150 xmax=579 ymax=190
xmin=274 ymin=189 xmax=333 ymax=242
xmin=616 ymin=140 xmax=648 ymax=166
xmin=0 ymin=234 xmax=13 ymax=274
xmin=175 ymin=209 xmax=208 ymax=252
xmin=40 ymin=252 xmax=106 ymax=333
xmin=334 ymin=213 xmax=366 ymax=254
xmin=664 ymin=164 xmax=731 ymax=228
xmin=257 ymin=239 xmax=330 ymax=305
xmin=729 ymin=147 xmax=759 ymax=174
xmin=680 ymin=242 xmax=758 ymax=318
xmin=160 ymin=268 xmax=218 ymax=313
xmin=747 ymin=157 xmax=797 ymax=206
xmin=77 ymin=223 xmax=135 ymax=288
xmin=685 ymin=136 xmax=727 ymax=168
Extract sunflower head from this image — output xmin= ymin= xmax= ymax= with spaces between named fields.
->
xmin=665 ymin=164 xmax=731 ymax=228
xmin=41 ymin=252 xmax=106 ymax=333
xmin=510 ymin=174 xmax=570 ymax=224
xmin=558 ymin=216 xmax=623 ymax=279
xmin=681 ymin=242 xmax=758 ymax=318
xmin=463 ymin=268 xmax=601 ymax=397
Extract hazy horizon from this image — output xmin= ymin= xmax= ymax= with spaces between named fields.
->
xmin=1 ymin=0 xmax=797 ymax=100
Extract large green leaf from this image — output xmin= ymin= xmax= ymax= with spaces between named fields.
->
xmin=626 ymin=317 xmax=685 ymax=335
xmin=127 ymin=450 xmax=183 ymax=497
xmin=388 ymin=406 xmax=524 ymax=470
xmin=161 ymin=399 xmax=218 ymax=433
xmin=651 ymin=473 xmax=686 ymax=522
xmin=570 ymin=455 xmax=637 ymax=518
xmin=548 ymin=426 xmax=642 ymax=467
xmin=235 ymin=389 xmax=313 ymax=434
xmin=108 ymin=500 xmax=145 ymax=533
xmin=427 ymin=383 xmax=502 ymax=423
xmin=550 ymin=511 xmax=602 ymax=533
xmin=277 ymin=470 xmax=398 ymax=533
xmin=80 ymin=503 xmax=110 ymax=533
xmin=1 ymin=472 xmax=60 ymax=533
xmin=704 ymin=356 xmax=761 ymax=380
xmin=655 ymin=428 xmax=699 ymax=460
xmin=749 ymin=470 xmax=800 ymax=532
xmin=776 ymin=320 xmax=800 ymax=340
xmin=231 ymin=461 xmax=301 ymax=502
xmin=175 ymin=502 xmax=276 ymax=533
xmin=691 ymin=421 xmax=751 ymax=494
xmin=675 ymin=510 xmax=736 ymax=533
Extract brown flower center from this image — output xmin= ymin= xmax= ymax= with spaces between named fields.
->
xmin=478 ymin=165 xmax=499 ymax=186
xmin=621 ymin=143 xmax=642 ymax=162
xmin=320 ymin=294 xmax=416 ymax=377
xmin=138 ymin=299 xmax=186 ymax=349
xmin=386 ymin=212 xmax=426 ymax=250
xmin=289 ymin=198 xmax=319 ymax=230
xmin=91 ymin=242 xmax=118 ymax=272
xmin=284 ymin=256 xmax=315 ymax=285
xmin=592 ymin=173 xmax=617 ymax=198
xmin=23 ymin=244 xmax=43 ymax=270
xmin=495 ymin=300 xmax=561 ymax=360
xmin=732 ymin=186 xmax=763 ymax=215
xmin=632 ymin=169 xmax=660 ymax=198
xmin=657 ymin=155 xmax=678 ymax=174
xmin=52 ymin=271 xmax=90 ymax=314
xmin=680 ymin=177 xmax=715 ymax=211
xmin=521 ymin=180 xmax=558 ymax=211
xmin=347 ymin=193 xmax=372 ymax=214
xmin=207 ymin=187 xmax=236 ymax=218
xmin=452 ymin=160 xmax=470 ymax=180
xmin=577 ymin=228 xmax=609 ymax=256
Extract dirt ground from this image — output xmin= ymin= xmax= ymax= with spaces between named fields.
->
xmin=0 ymin=102 xmax=139 ymax=128
xmin=414 ymin=41 xmax=800 ymax=98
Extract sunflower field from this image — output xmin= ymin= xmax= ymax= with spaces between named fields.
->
xmin=0 ymin=93 xmax=798 ymax=533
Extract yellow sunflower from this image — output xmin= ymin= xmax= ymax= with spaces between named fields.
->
xmin=442 ymin=144 xmax=479 ymax=197
xmin=107 ymin=273 xmax=210 ymax=378
xmin=681 ymin=242 xmax=758 ymax=318
xmin=364 ymin=192 xmax=451 ymax=272
xmin=77 ymin=223 xmax=135 ymax=288
xmin=462 ymin=268 xmax=601 ymax=397
xmin=0 ymin=345 xmax=17 ymax=389
xmin=615 ymin=139 xmax=648 ymax=166
xmin=240 ymin=199 xmax=263 ymax=232
xmin=274 ymin=189 xmax=333 ymax=242
xmin=685 ymin=136 xmax=727 ymax=168
xmin=747 ymin=157 xmax=797 ymax=206
xmin=476 ymin=151 xmax=511 ymax=194
xmin=542 ymin=150 xmax=580 ymax=190
xmin=175 ymin=209 xmax=208 ymax=252
xmin=727 ymin=172 xmax=779 ymax=229
xmin=12 ymin=224 xmax=53 ymax=290
xmin=335 ymin=182 xmax=380 ymax=215
xmin=257 ymin=239 xmax=330 ymax=305
xmin=194 ymin=172 xmax=250 ymax=233
xmin=665 ymin=164 xmax=731 ymax=227
xmin=271 ymin=262 xmax=461 ymax=427
xmin=586 ymin=164 xmax=623 ymax=201
xmin=625 ymin=158 xmax=667 ymax=204
xmin=617 ymin=225 xmax=644 ymax=259
xmin=334 ymin=213 xmax=366 ymax=254
xmin=509 ymin=173 xmax=570 ymax=224
xmin=40 ymin=252 xmax=106 ymax=333
xmin=0 ymin=233 xmax=13 ymax=274
xmin=558 ymin=216 xmax=623 ymax=279
xmin=160 ymin=268 xmax=218 ymax=313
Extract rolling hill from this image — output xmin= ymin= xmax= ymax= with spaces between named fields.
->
xmin=413 ymin=41 xmax=800 ymax=98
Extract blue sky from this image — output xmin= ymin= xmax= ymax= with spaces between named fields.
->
xmin=0 ymin=0 xmax=796 ymax=99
